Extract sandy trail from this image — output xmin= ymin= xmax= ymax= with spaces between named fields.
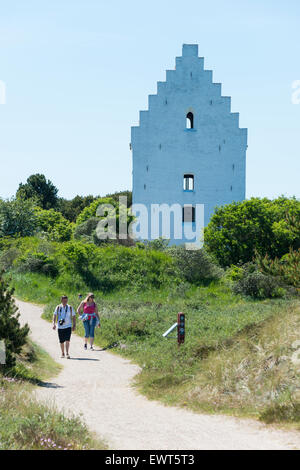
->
xmin=16 ymin=299 xmax=300 ymax=450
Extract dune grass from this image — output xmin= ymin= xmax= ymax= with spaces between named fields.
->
xmin=135 ymin=302 xmax=300 ymax=426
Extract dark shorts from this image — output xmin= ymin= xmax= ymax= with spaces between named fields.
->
xmin=58 ymin=327 xmax=72 ymax=343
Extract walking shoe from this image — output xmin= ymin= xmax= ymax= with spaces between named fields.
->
xmin=90 ymin=346 xmax=94 ymax=351
xmin=84 ymin=343 xmax=87 ymax=350
xmin=61 ymin=354 xmax=65 ymax=358
xmin=66 ymin=354 xmax=70 ymax=359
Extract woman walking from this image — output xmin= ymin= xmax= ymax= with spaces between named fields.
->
xmin=77 ymin=293 xmax=100 ymax=350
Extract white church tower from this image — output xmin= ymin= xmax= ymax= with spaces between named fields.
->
xmin=131 ymin=44 xmax=247 ymax=246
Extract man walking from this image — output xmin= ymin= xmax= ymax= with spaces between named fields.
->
xmin=53 ymin=295 xmax=76 ymax=359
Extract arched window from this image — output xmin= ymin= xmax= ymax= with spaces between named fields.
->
xmin=186 ymin=112 xmax=194 ymax=129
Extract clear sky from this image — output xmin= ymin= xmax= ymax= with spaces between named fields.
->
xmin=0 ymin=0 xmax=299 ymax=201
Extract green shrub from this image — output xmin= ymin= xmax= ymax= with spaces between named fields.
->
xmin=205 ymin=196 xmax=300 ymax=267
xmin=75 ymin=198 xmax=115 ymax=226
xmin=168 ymin=246 xmax=223 ymax=284
xmin=141 ymin=238 xmax=170 ymax=251
xmin=36 ymin=209 xmax=73 ymax=242
xmin=57 ymin=241 xmax=178 ymax=291
xmin=233 ymin=270 xmax=284 ymax=299
xmin=256 ymin=249 xmax=300 ymax=288
xmin=58 ymin=195 xmax=96 ymax=222
xmin=73 ymin=217 xmax=99 ymax=241
xmin=91 ymin=245 xmax=178 ymax=291
xmin=75 ymin=197 xmax=135 ymax=244
xmin=224 ymin=265 xmax=244 ymax=282
xmin=0 ymin=247 xmax=21 ymax=270
xmin=58 ymin=241 xmax=97 ymax=273
xmin=15 ymin=252 xmax=59 ymax=277
xmin=0 ymin=198 xmax=37 ymax=238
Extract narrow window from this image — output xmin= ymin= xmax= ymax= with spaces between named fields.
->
xmin=182 ymin=205 xmax=195 ymax=223
xmin=186 ymin=112 xmax=194 ymax=129
xmin=183 ymin=174 xmax=194 ymax=191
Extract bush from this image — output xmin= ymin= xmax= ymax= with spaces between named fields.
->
xmin=75 ymin=198 xmax=115 ymax=226
xmin=36 ymin=209 xmax=73 ymax=242
xmin=58 ymin=195 xmax=96 ymax=222
xmin=256 ymin=249 xmax=300 ymax=288
xmin=57 ymin=241 xmax=178 ymax=291
xmin=168 ymin=246 xmax=223 ymax=284
xmin=58 ymin=241 xmax=97 ymax=273
xmin=91 ymin=245 xmax=178 ymax=291
xmin=233 ymin=270 xmax=284 ymax=299
xmin=75 ymin=197 xmax=135 ymax=245
xmin=0 ymin=247 xmax=21 ymax=270
xmin=15 ymin=252 xmax=59 ymax=277
xmin=224 ymin=265 xmax=244 ymax=282
xmin=0 ymin=199 xmax=37 ymax=238
xmin=205 ymin=196 xmax=300 ymax=267
xmin=73 ymin=217 xmax=99 ymax=242
xmin=141 ymin=238 xmax=170 ymax=251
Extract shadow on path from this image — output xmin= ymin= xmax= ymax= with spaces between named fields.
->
xmin=38 ymin=381 xmax=63 ymax=389
xmin=69 ymin=357 xmax=99 ymax=361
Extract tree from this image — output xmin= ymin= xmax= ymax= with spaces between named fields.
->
xmin=16 ymin=174 xmax=58 ymax=210
xmin=204 ymin=197 xmax=300 ymax=267
xmin=0 ymin=273 xmax=29 ymax=369
xmin=74 ymin=197 xmax=135 ymax=245
xmin=104 ymin=190 xmax=132 ymax=207
xmin=58 ymin=195 xmax=96 ymax=222
xmin=36 ymin=208 xmax=73 ymax=242
xmin=0 ymin=198 xmax=37 ymax=238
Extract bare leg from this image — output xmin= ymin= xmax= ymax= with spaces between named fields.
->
xmin=90 ymin=337 xmax=94 ymax=347
xmin=60 ymin=342 xmax=65 ymax=356
xmin=66 ymin=341 xmax=70 ymax=355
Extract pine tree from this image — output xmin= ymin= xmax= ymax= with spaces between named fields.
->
xmin=0 ymin=272 xmax=29 ymax=369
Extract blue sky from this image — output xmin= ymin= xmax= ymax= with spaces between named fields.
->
xmin=0 ymin=0 xmax=299 ymax=200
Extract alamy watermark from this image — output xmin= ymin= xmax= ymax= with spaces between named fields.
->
xmin=0 ymin=80 xmax=6 ymax=104
xmin=94 ymin=196 xmax=204 ymax=249
xmin=291 ymin=80 xmax=300 ymax=104
xmin=0 ymin=340 xmax=6 ymax=365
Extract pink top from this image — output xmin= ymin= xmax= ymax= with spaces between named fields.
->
xmin=83 ymin=302 xmax=96 ymax=315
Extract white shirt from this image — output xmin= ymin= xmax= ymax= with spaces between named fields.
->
xmin=54 ymin=304 xmax=75 ymax=329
